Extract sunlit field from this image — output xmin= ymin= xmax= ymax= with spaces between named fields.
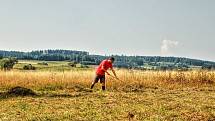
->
xmin=0 ymin=69 xmax=214 ymax=90
xmin=0 ymin=68 xmax=215 ymax=120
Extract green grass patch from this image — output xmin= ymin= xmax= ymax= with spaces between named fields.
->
xmin=0 ymin=87 xmax=215 ymax=120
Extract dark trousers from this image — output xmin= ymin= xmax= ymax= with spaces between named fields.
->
xmin=91 ymin=74 xmax=106 ymax=90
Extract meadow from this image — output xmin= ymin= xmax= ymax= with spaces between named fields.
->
xmin=0 ymin=60 xmax=215 ymax=121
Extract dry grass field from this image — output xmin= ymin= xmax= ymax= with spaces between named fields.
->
xmin=0 ymin=69 xmax=215 ymax=121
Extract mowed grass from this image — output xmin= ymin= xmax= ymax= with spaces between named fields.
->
xmin=0 ymin=69 xmax=215 ymax=120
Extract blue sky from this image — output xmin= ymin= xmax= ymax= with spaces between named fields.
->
xmin=0 ymin=0 xmax=215 ymax=61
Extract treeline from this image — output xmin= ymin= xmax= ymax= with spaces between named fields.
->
xmin=0 ymin=50 xmax=215 ymax=70
xmin=0 ymin=50 xmax=89 ymax=61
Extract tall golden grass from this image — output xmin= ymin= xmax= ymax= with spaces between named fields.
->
xmin=0 ymin=69 xmax=214 ymax=91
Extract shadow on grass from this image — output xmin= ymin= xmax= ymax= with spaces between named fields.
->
xmin=0 ymin=86 xmax=92 ymax=100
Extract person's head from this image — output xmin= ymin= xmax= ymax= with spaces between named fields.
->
xmin=108 ymin=57 xmax=115 ymax=63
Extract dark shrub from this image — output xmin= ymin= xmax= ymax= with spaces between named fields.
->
xmin=23 ymin=64 xmax=36 ymax=70
xmin=38 ymin=62 xmax=48 ymax=66
xmin=68 ymin=61 xmax=78 ymax=67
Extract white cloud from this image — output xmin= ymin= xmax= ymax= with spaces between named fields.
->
xmin=161 ymin=40 xmax=179 ymax=55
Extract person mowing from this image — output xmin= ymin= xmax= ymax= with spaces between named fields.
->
xmin=90 ymin=57 xmax=118 ymax=91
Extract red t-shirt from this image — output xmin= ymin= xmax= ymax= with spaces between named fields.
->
xmin=96 ymin=59 xmax=113 ymax=75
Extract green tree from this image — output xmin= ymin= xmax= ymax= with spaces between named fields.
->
xmin=0 ymin=58 xmax=18 ymax=70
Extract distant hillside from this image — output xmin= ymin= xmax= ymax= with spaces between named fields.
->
xmin=0 ymin=49 xmax=215 ymax=70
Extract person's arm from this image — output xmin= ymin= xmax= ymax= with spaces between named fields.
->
xmin=111 ymin=68 xmax=118 ymax=79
